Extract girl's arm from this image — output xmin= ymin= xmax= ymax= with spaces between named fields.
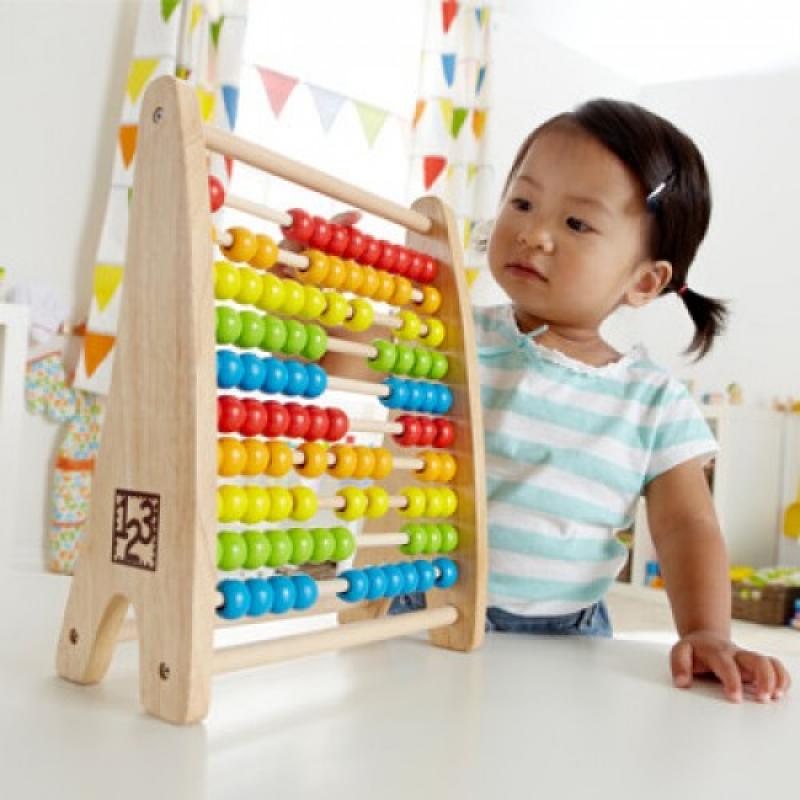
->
xmin=645 ymin=458 xmax=791 ymax=702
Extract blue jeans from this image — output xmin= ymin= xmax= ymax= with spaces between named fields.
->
xmin=388 ymin=592 xmax=613 ymax=638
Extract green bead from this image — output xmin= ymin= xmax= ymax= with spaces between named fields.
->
xmin=423 ymin=523 xmax=442 ymax=554
xmin=368 ymin=339 xmax=397 ymax=372
xmin=393 ymin=344 xmax=415 ymax=375
xmin=242 ymin=530 xmax=270 ymax=569
xmin=215 ymin=306 xmax=242 ymax=345
xmin=400 ymin=523 xmax=427 ymax=555
xmin=332 ymin=527 xmax=355 ymax=561
xmin=302 ymin=324 xmax=329 ymax=361
xmin=438 ymin=523 xmax=459 ymax=553
xmin=267 ymin=530 xmax=292 ymax=567
xmin=284 ymin=319 xmax=308 ymax=355
xmin=217 ymin=531 xmax=246 ymax=571
xmin=288 ymin=528 xmax=314 ymax=565
xmin=411 ymin=347 xmax=433 ymax=378
xmin=236 ymin=310 xmax=266 ymax=349
xmin=310 ymin=528 xmax=336 ymax=562
xmin=429 ymin=352 xmax=449 ymax=381
xmin=261 ymin=315 xmax=288 ymax=352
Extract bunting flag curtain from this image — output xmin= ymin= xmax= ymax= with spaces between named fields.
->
xmin=73 ymin=0 xmax=249 ymax=394
xmin=408 ymin=1 xmax=495 ymax=291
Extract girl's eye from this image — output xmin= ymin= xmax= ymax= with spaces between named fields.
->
xmin=511 ymin=197 xmax=532 ymax=212
xmin=566 ymin=216 xmax=592 ymax=233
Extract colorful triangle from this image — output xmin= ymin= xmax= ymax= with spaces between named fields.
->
xmin=93 ymin=264 xmax=124 ymax=312
xmin=355 ymin=102 xmax=388 ymax=147
xmin=127 ymin=59 xmax=159 ymax=104
xmin=196 ymin=86 xmax=215 ymax=121
xmin=441 ymin=0 xmax=458 ymax=33
xmin=82 ymin=333 xmax=117 ymax=378
xmin=257 ymin=67 xmax=299 ymax=118
xmin=222 ymin=85 xmax=239 ymax=129
xmin=423 ymin=156 xmax=447 ymax=190
xmin=466 ymin=268 xmax=480 ymax=288
xmin=439 ymin=98 xmax=453 ymax=131
xmin=191 ymin=2 xmax=204 ymax=31
xmin=413 ymin=99 xmax=426 ymax=128
xmin=210 ymin=15 xmax=225 ymax=47
xmin=441 ymin=53 xmax=456 ymax=87
xmin=161 ymin=0 xmax=181 ymax=23
xmin=472 ymin=109 xmax=487 ymax=139
xmin=451 ymin=107 xmax=468 ymax=138
xmin=118 ymin=125 xmax=138 ymax=169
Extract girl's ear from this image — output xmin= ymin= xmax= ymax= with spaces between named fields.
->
xmin=623 ymin=259 xmax=672 ymax=308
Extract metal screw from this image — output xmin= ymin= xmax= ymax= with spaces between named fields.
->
xmin=159 ymin=662 xmax=171 ymax=681
xmin=69 ymin=628 xmax=79 ymax=645
xmin=153 ymin=106 xmax=164 ymax=123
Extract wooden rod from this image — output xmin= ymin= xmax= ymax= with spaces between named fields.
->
xmin=327 ymin=375 xmax=389 ymax=397
xmin=212 ymin=605 xmax=459 ymax=675
xmin=204 ymin=125 xmax=433 ymax=235
xmin=349 ymin=418 xmax=404 ymax=435
xmin=225 ymin=193 xmax=292 ymax=226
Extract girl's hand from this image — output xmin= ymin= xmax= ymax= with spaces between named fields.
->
xmin=671 ymin=630 xmax=791 ymax=703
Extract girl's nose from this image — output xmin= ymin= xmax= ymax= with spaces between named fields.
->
xmin=517 ymin=224 xmax=554 ymax=254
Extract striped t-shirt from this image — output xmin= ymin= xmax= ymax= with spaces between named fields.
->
xmin=474 ymin=304 xmax=718 ymax=616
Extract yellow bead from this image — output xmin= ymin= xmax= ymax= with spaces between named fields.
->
xmin=336 ymin=487 xmax=368 ymax=521
xmin=266 ymin=441 xmax=293 ymax=477
xmin=218 ymin=484 xmax=248 ymax=522
xmin=301 ymin=249 xmax=329 ymax=285
xmin=342 ymin=261 xmax=365 ymax=293
xmin=423 ymin=487 xmax=445 ymax=517
xmin=280 ymin=279 xmax=306 ymax=316
xmin=439 ymin=453 xmax=457 ymax=482
xmin=297 ymin=441 xmax=328 ymax=478
xmin=299 ymin=286 xmax=327 ymax=320
xmin=330 ymin=445 xmax=358 ymax=478
xmin=395 ymin=310 xmax=421 ymax=340
xmin=441 ymin=487 xmax=458 ymax=517
xmin=256 ymin=273 xmax=287 ymax=312
xmin=290 ymin=486 xmax=319 ymax=521
xmin=420 ymin=317 xmax=446 ymax=347
xmin=418 ymin=286 xmax=442 ymax=316
xmin=242 ymin=439 xmax=270 ymax=476
xmin=364 ymin=486 xmax=390 ymax=518
xmin=360 ymin=267 xmax=380 ymax=298
xmin=235 ymin=267 xmax=263 ymax=306
xmin=344 ymin=298 xmax=374 ymax=333
xmin=400 ymin=487 xmax=426 ymax=517
xmin=218 ymin=437 xmax=246 ymax=477
xmin=353 ymin=447 xmax=376 ymax=479
xmin=371 ymin=447 xmax=393 ymax=480
xmin=322 ymin=256 xmax=347 ymax=290
xmin=214 ymin=261 xmax=241 ymax=301
xmin=221 ymin=226 xmax=258 ymax=263
xmin=266 ymin=486 xmax=293 ymax=522
xmin=373 ymin=272 xmax=396 ymax=303
xmin=250 ymin=234 xmax=279 ymax=270
xmin=390 ymin=277 xmax=413 ymax=306
xmin=417 ymin=451 xmax=442 ymax=482
xmin=242 ymin=486 xmax=271 ymax=524
xmin=319 ymin=292 xmax=350 ymax=327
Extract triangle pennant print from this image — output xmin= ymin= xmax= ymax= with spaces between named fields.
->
xmin=191 ymin=2 xmax=204 ymax=31
xmin=161 ymin=0 xmax=181 ymax=23
xmin=82 ymin=333 xmax=117 ymax=378
xmin=308 ymin=84 xmax=347 ymax=132
xmin=118 ymin=125 xmax=138 ymax=169
xmin=472 ymin=109 xmax=487 ymax=139
xmin=451 ymin=106 xmax=468 ymax=138
xmin=441 ymin=1 xmax=458 ymax=33
xmin=476 ymin=64 xmax=487 ymax=96
xmin=257 ymin=67 xmax=299 ymax=118
xmin=93 ymin=265 xmax=124 ymax=312
xmin=355 ymin=102 xmax=388 ymax=147
xmin=413 ymin=99 xmax=426 ymax=128
xmin=438 ymin=98 xmax=453 ymax=132
xmin=210 ymin=15 xmax=225 ymax=48
xmin=127 ymin=59 xmax=159 ymax=104
xmin=222 ymin=84 xmax=239 ymax=129
xmin=441 ymin=53 xmax=456 ymax=87
xmin=196 ymin=86 xmax=215 ymax=121
xmin=466 ymin=267 xmax=480 ymax=288
xmin=467 ymin=163 xmax=479 ymax=183
xmin=423 ymin=156 xmax=447 ymax=190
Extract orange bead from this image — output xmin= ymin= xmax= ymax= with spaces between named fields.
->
xmin=250 ymin=234 xmax=279 ymax=270
xmin=297 ymin=441 xmax=328 ymax=478
xmin=330 ymin=445 xmax=358 ymax=479
xmin=419 ymin=286 xmax=442 ymax=315
xmin=300 ymin=249 xmax=329 ymax=285
xmin=439 ymin=452 xmax=457 ymax=482
xmin=353 ymin=447 xmax=377 ymax=479
xmin=391 ymin=276 xmax=413 ymax=306
xmin=218 ymin=438 xmax=246 ymax=477
xmin=360 ymin=266 xmax=381 ymax=298
xmin=342 ymin=260 xmax=365 ymax=293
xmin=266 ymin=441 xmax=293 ymax=477
xmin=322 ymin=256 xmax=347 ymax=290
xmin=417 ymin=451 xmax=442 ymax=482
xmin=373 ymin=272 xmax=396 ymax=303
xmin=371 ymin=447 xmax=393 ymax=480
xmin=242 ymin=439 xmax=270 ymax=476
xmin=221 ymin=226 xmax=258 ymax=263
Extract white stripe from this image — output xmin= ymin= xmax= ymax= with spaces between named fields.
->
xmin=647 ymin=441 xmax=718 ymax=481
xmin=490 ymin=548 xmax=624 ymax=584
xmin=487 ymin=500 xmax=616 ymax=540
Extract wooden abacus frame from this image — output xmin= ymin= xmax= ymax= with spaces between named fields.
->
xmin=56 ymin=76 xmax=486 ymax=724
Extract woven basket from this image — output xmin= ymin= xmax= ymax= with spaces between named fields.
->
xmin=731 ymin=581 xmax=800 ymax=625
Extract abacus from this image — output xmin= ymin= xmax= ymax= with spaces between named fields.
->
xmin=56 ymin=76 xmax=486 ymax=724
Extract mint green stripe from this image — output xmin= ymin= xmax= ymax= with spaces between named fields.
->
xmin=489 ymin=572 xmax=614 ymax=603
xmin=487 ymin=476 xmax=630 ymax=528
xmin=490 ymin=523 xmax=627 ymax=562
xmin=484 ymin=430 xmax=643 ymax=494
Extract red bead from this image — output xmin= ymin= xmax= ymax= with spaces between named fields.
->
xmin=218 ymin=395 xmax=245 ymax=433
xmin=433 ymin=419 xmax=455 ymax=449
xmin=376 ymin=242 xmax=398 ymax=272
xmin=393 ymin=414 xmax=421 ymax=447
xmin=344 ymin=228 xmax=367 ymax=260
xmin=418 ymin=256 xmax=438 ymax=283
xmin=281 ymin=208 xmax=315 ymax=243
xmin=309 ymin=216 xmax=333 ymax=249
xmin=285 ymin=402 xmax=311 ymax=439
xmin=406 ymin=253 xmax=425 ymax=281
xmin=208 ymin=175 xmax=225 ymax=213
xmin=325 ymin=407 xmax=349 ymax=442
xmin=263 ymin=400 xmax=290 ymax=437
xmin=418 ymin=416 xmax=437 ymax=447
xmin=360 ymin=237 xmax=382 ymax=266
xmin=393 ymin=247 xmax=411 ymax=277
xmin=306 ymin=405 xmax=330 ymax=440
xmin=328 ymin=224 xmax=349 ymax=256
xmin=240 ymin=399 xmax=268 ymax=437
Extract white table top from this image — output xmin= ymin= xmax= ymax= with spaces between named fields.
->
xmin=2 ymin=571 xmax=798 ymax=800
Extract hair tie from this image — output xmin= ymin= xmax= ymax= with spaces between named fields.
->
xmin=678 ymin=284 xmax=689 ymax=296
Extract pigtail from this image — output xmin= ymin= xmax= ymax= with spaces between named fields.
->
xmin=679 ymin=288 xmax=729 ymax=360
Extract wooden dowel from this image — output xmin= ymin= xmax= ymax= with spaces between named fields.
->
xmin=204 ymin=125 xmax=432 ymax=235
xmin=315 ymin=493 xmax=409 ymax=512
xmin=325 ymin=337 xmax=377 ymax=358
xmin=225 ymin=193 xmax=292 ymax=226
xmin=212 ymin=605 xmax=459 ymax=674
xmin=349 ymin=418 xmax=403 ymax=435
xmin=357 ymin=532 xmax=409 ymax=547
xmin=327 ymin=375 xmax=389 ymax=397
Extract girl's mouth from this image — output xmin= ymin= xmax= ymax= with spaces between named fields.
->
xmin=505 ymin=261 xmax=548 ymax=282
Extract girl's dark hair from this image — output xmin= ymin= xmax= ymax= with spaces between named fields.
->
xmin=503 ymin=99 xmax=728 ymax=360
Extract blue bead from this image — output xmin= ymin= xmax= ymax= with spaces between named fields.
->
xmin=292 ymin=574 xmax=319 ymax=610
xmin=284 ymin=361 xmax=310 ymax=397
xmin=246 ymin=578 xmax=273 ymax=617
xmin=433 ymin=385 xmax=453 ymax=415
xmin=414 ymin=560 xmax=436 ymax=592
xmin=338 ymin=569 xmax=369 ymax=603
xmin=261 ymin=357 xmax=289 ymax=394
xmin=382 ymin=564 xmax=404 ymax=598
xmin=216 ymin=350 xmax=243 ymax=390
xmin=269 ymin=575 xmax=296 ymax=614
xmin=419 ymin=383 xmax=438 ymax=414
xmin=364 ymin=566 xmax=388 ymax=600
xmin=380 ymin=376 xmax=407 ymax=409
xmin=217 ymin=579 xmax=250 ymax=620
xmin=238 ymin=353 xmax=267 ymax=392
xmin=304 ymin=363 xmax=328 ymax=398
xmin=432 ymin=557 xmax=458 ymax=589
xmin=405 ymin=381 xmax=424 ymax=412
xmin=399 ymin=562 xmax=419 ymax=594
